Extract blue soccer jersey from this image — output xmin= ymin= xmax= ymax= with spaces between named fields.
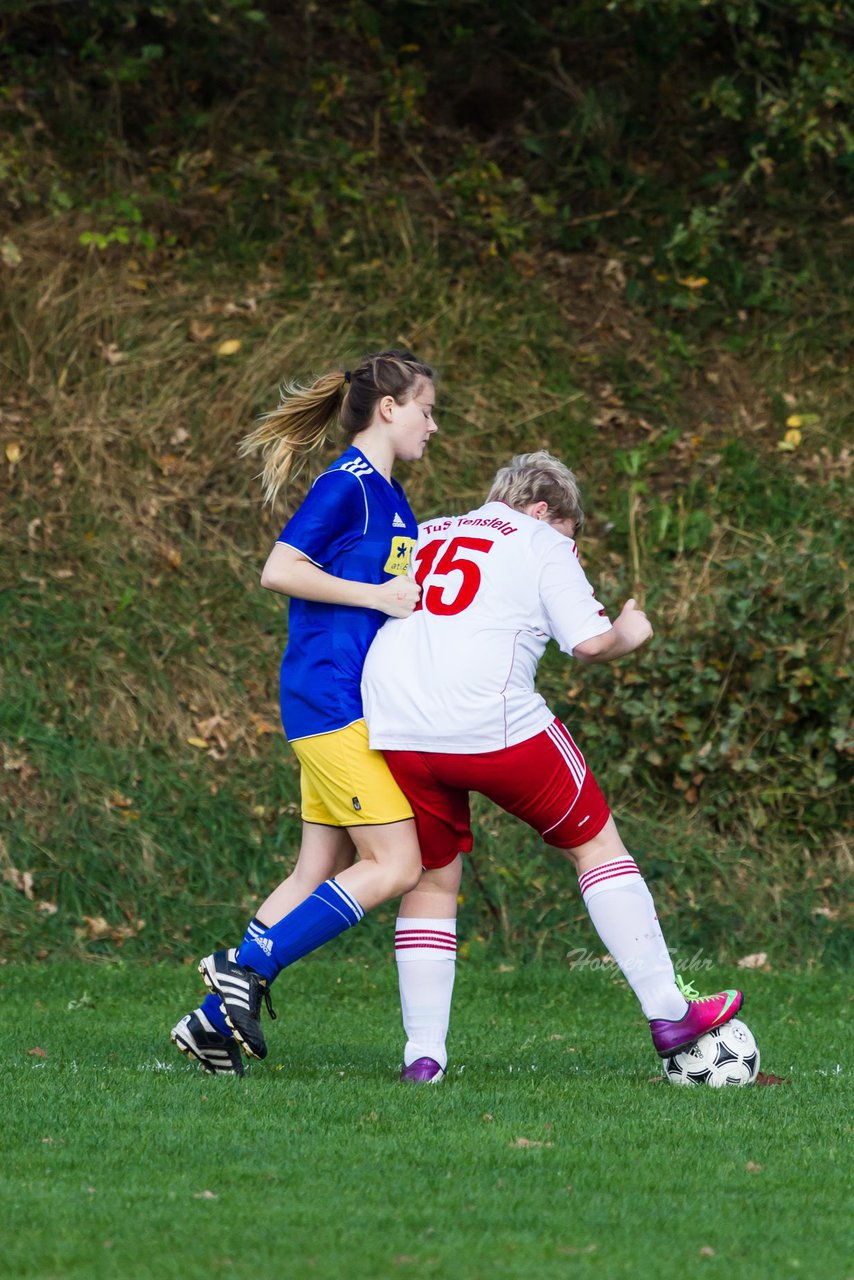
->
xmin=276 ymin=446 xmax=417 ymax=741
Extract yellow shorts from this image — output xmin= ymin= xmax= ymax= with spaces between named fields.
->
xmin=291 ymin=719 xmax=414 ymax=827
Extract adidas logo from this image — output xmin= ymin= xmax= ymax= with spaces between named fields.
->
xmin=392 ymin=513 xmax=406 ymax=528
xmin=256 ymin=937 xmax=273 ymax=956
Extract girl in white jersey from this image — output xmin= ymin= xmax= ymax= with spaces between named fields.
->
xmin=362 ymin=452 xmax=743 ymax=1081
xmin=171 ymin=349 xmax=438 ymax=1073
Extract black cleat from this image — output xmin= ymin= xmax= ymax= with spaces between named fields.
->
xmin=170 ymin=1008 xmax=245 ymax=1076
xmin=198 ymin=948 xmax=276 ymax=1060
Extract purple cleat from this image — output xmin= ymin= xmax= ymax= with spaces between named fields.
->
xmin=650 ymin=984 xmax=744 ymax=1057
xmin=399 ymin=1056 xmax=446 ymax=1084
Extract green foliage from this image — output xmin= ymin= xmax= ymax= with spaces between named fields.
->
xmin=621 ymin=0 xmax=854 ymax=166
xmin=580 ymin=537 xmax=849 ymax=830
xmin=3 ymin=0 xmax=852 ymax=279
xmin=442 ymin=149 xmax=529 ymax=254
xmin=78 ymin=192 xmax=161 ymax=251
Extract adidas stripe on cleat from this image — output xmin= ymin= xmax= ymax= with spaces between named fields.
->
xmin=198 ymin=948 xmax=276 ymax=1060
xmin=170 ymin=1009 xmax=245 ymax=1076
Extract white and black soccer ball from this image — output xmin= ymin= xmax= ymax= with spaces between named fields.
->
xmin=663 ymin=1018 xmax=760 ymax=1087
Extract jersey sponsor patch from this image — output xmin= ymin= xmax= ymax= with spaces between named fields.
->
xmin=384 ymin=535 xmax=415 ymax=576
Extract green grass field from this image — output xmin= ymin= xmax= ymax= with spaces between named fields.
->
xmin=2 ymin=957 xmax=849 ymax=1280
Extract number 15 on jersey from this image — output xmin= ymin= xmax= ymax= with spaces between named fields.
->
xmin=414 ymin=536 xmax=493 ymax=616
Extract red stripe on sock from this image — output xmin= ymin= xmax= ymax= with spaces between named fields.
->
xmin=581 ymin=858 xmax=638 ymax=872
xmin=395 ymin=934 xmax=457 ymax=944
xmin=579 ymin=863 xmax=639 ymax=888
xmin=395 ymin=941 xmax=457 ymax=952
xmin=395 ymin=931 xmax=456 ymax=943
xmin=396 ymin=931 xmax=458 ymax=942
xmin=579 ymin=860 xmax=640 ymax=895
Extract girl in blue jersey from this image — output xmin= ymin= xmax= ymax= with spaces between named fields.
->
xmin=171 ymin=349 xmax=438 ymax=1073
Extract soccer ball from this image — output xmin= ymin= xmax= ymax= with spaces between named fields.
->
xmin=663 ymin=1018 xmax=760 ymax=1087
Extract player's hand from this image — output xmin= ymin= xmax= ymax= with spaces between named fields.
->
xmin=375 ymin=575 xmax=421 ymax=618
xmin=615 ymin=598 xmax=653 ymax=650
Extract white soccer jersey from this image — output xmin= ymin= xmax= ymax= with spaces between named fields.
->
xmin=362 ymin=501 xmax=612 ymax=752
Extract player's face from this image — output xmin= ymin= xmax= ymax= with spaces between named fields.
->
xmin=389 ymin=379 xmax=438 ymax=462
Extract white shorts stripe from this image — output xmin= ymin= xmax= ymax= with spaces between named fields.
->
xmin=540 ymin=788 xmax=584 ymax=837
xmin=538 ymin=721 xmax=587 ymax=834
xmin=546 ymin=721 xmax=586 ymax=790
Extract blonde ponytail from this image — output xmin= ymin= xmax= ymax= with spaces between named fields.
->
xmin=238 ymin=370 xmax=346 ymax=507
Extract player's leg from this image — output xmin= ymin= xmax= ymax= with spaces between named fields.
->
xmin=175 ymin=823 xmax=354 ymax=1070
xmin=561 ymin=812 xmax=690 ymax=1018
xmin=201 ymin=722 xmax=422 ymax=1059
xmin=384 ymin=749 xmax=474 ymax=1083
xmin=396 ymin=856 xmax=463 ymax=1082
xmin=563 ymin=814 xmax=742 ymax=1055
xmin=230 ymin=816 xmax=421 ymax=984
xmin=254 ymin=826 xmax=357 ymax=925
xmin=461 ymin=720 xmax=742 ymax=1055
xmin=333 ymin=818 xmax=423 ymax=907
xmin=198 ymin=820 xmax=363 ymax=1058
xmin=208 ymin=818 xmax=421 ymax=1058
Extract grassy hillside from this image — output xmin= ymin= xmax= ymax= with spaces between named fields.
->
xmin=1 ymin=2 xmax=850 ymax=964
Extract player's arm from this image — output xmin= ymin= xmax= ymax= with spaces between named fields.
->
xmin=260 ymin=542 xmax=419 ymax=618
xmin=539 ymin=536 xmax=652 ymax=663
xmin=572 ymin=598 xmax=653 ymax=663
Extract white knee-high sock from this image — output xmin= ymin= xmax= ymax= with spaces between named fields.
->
xmin=578 ymin=857 xmax=688 ymax=1021
xmin=395 ymin=917 xmax=457 ymax=1069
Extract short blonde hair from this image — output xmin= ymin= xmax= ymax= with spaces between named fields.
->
xmin=487 ymin=450 xmax=585 ymax=531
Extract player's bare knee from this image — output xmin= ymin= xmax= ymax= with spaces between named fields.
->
xmin=393 ymin=864 xmax=423 ymax=897
xmin=383 ymin=852 xmax=422 ymax=898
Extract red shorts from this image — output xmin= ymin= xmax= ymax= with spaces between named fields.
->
xmin=383 ymin=718 xmax=611 ymax=870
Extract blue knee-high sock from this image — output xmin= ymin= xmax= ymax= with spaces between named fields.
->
xmin=237 ymin=879 xmax=364 ymax=983
xmin=200 ymin=917 xmax=267 ymax=1036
